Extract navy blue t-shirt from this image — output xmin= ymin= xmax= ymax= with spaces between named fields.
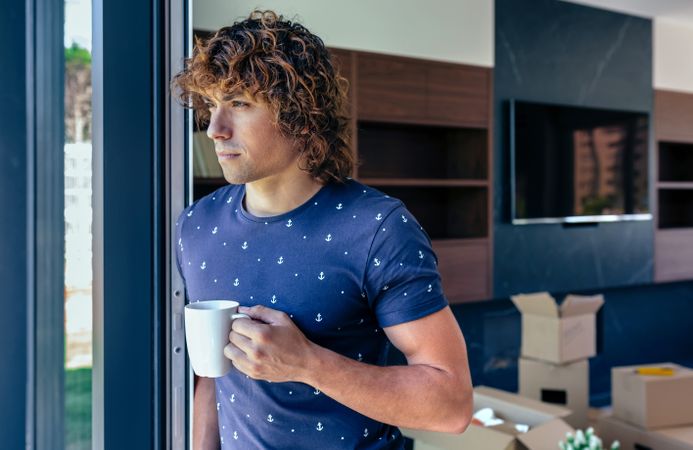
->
xmin=175 ymin=179 xmax=448 ymax=449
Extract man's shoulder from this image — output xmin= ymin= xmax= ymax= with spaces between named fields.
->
xmin=176 ymin=183 xmax=241 ymax=230
xmin=334 ymin=178 xmax=404 ymax=216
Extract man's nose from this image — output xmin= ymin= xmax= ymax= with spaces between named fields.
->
xmin=206 ymin=110 xmax=232 ymax=141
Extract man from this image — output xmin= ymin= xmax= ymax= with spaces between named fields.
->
xmin=172 ymin=10 xmax=473 ymax=449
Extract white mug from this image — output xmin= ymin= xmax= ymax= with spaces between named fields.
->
xmin=184 ymin=300 xmax=249 ymax=378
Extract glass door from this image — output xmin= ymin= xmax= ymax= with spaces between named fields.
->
xmin=64 ymin=0 xmax=93 ymax=448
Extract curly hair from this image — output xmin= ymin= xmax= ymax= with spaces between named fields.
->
xmin=171 ymin=10 xmax=354 ymax=184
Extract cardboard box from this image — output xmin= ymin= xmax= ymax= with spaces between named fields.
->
xmin=511 ymin=292 xmax=604 ymax=364
xmin=612 ymin=362 xmax=693 ymax=429
xmin=518 ymin=357 xmax=589 ymax=429
xmin=597 ymin=415 xmax=693 ymax=450
xmin=402 ymin=386 xmax=573 ymax=450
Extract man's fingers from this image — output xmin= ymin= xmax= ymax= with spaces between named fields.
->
xmin=231 ymin=316 xmax=268 ymax=341
xmin=223 ymin=343 xmax=244 ymax=361
xmin=238 ymin=305 xmax=288 ymax=325
xmin=228 ymin=330 xmax=253 ymax=353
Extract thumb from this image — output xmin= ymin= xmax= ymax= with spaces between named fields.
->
xmin=238 ymin=305 xmax=286 ymax=325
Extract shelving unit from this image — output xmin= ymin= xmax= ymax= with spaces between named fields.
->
xmin=190 ymin=39 xmax=494 ymax=302
xmin=654 ymin=90 xmax=693 ymax=282
xmin=333 ymin=49 xmax=493 ymax=303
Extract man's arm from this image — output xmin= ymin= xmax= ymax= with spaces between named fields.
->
xmin=193 ymin=376 xmax=220 ymax=449
xmin=225 ymin=305 xmax=473 ymax=433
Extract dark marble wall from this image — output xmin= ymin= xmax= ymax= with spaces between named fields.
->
xmin=494 ymin=0 xmax=654 ymax=297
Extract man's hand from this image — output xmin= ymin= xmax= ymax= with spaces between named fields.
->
xmin=223 ymin=305 xmax=317 ymax=383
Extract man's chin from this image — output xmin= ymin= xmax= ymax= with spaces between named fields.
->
xmin=221 ymin=170 xmax=253 ymax=186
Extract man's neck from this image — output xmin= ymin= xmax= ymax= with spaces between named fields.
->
xmin=244 ymin=174 xmax=325 ymax=218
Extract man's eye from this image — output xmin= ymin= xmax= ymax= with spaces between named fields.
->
xmin=231 ymin=100 xmax=248 ymax=108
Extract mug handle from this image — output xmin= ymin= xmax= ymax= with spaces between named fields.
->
xmin=231 ymin=313 xmax=250 ymax=320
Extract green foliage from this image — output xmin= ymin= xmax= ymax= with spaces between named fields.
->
xmin=581 ymin=195 xmax=614 ymax=215
xmin=65 ymin=367 xmax=92 ymax=450
xmin=65 ymin=42 xmax=91 ymax=66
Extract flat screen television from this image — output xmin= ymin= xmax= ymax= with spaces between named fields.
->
xmin=509 ymin=100 xmax=651 ymax=224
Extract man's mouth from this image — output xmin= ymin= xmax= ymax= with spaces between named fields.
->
xmin=216 ymin=151 xmax=241 ymax=160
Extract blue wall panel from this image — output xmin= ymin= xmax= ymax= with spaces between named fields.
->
xmin=494 ymin=0 xmax=654 ymax=297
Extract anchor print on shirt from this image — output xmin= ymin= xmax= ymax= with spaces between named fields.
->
xmin=267 ymin=414 xmax=274 ymax=423
xmin=316 ymin=422 xmax=324 ymax=431
xmin=318 ymin=272 xmax=325 ymax=280
xmin=286 ymin=219 xmax=293 ymax=227
xmin=212 ymin=226 xmax=218 ymax=234
xmin=418 ymin=250 xmax=424 ymax=259
xmin=373 ymin=258 xmax=381 ymax=267
xmin=357 ymin=353 xmax=363 ymax=362
xmin=200 ymin=261 xmax=206 ymax=270
xmin=241 ymin=241 xmax=248 ymax=250
xmin=375 ymin=213 xmax=383 ymax=221
xmin=233 ymin=278 xmax=240 ymax=287
xmin=314 ymin=388 xmax=321 ymax=395
xmin=401 ymin=215 xmax=408 ymax=223
xmin=315 ymin=313 xmax=323 ymax=322
xmin=226 ymin=196 xmax=233 ymax=204
xmin=325 ymin=234 xmax=332 ymax=242
xmin=270 ymin=295 xmax=277 ymax=304
xmin=230 ymin=394 xmax=235 ymax=403
xmin=336 ymin=203 xmax=343 ymax=210
xmin=427 ymin=284 xmax=433 ymax=293
xmin=233 ymin=431 xmax=238 ymax=440
xmin=186 ymin=210 xmax=193 ymax=217
xmin=363 ymin=428 xmax=369 ymax=438
xmin=277 ymin=256 xmax=284 ymax=264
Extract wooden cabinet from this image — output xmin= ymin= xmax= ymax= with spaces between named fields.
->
xmin=433 ymin=239 xmax=490 ymax=302
xmin=346 ymin=49 xmax=493 ymax=303
xmin=654 ymin=90 xmax=693 ymax=282
xmin=356 ymin=52 xmax=489 ymax=128
xmin=357 ymin=53 xmax=429 ymax=124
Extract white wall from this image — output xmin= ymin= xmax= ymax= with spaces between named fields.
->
xmin=193 ymin=0 xmax=494 ymax=67
xmin=654 ymin=18 xmax=693 ymax=94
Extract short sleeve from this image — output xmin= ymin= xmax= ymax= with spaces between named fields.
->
xmin=363 ymin=205 xmax=448 ymax=328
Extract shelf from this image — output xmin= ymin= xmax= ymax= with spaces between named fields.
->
xmin=368 ymin=185 xmax=488 ymax=240
xmin=357 ymin=122 xmax=487 ymax=180
xmin=658 ymin=189 xmax=693 ymax=229
xmin=658 ymin=142 xmax=693 ymax=182
xmin=657 ymin=182 xmax=693 ymax=190
xmin=360 ymin=178 xmax=488 ymax=187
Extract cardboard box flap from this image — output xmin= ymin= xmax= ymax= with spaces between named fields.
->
xmin=560 ymin=294 xmax=604 ymax=317
xmin=657 ymin=425 xmax=693 ymax=444
xmin=518 ymin=418 xmax=574 ymax=450
xmin=401 ymin=425 xmax=516 ymax=449
xmin=511 ymin=292 xmax=559 ymax=318
xmin=475 ymin=386 xmax=572 ymax=421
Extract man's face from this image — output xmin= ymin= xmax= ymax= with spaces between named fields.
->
xmin=204 ymin=89 xmax=301 ymax=186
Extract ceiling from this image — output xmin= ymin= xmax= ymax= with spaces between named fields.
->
xmin=562 ymin=0 xmax=693 ymax=25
